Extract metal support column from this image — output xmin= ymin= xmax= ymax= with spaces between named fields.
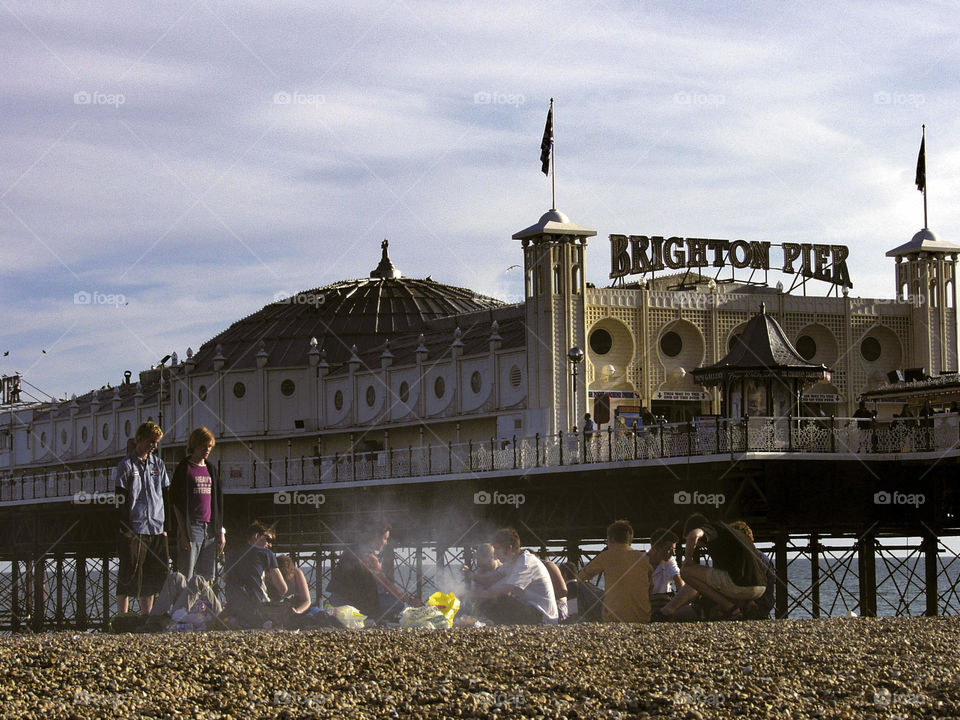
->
xmin=774 ymin=534 xmax=788 ymax=619
xmin=76 ymin=557 xmax=88 ymax=629
xmin=11 ymin=560 xmax=20 ymax=632
xmin=858 ymin=532 xmax=877 ymax=618
xmin=102 ymin=556 xmax=111 ymax=630
xmin=31 ymin=557 xmax=45 ymax=633
xmin=810 ymin=533 xmax=820 ymax=618
xmin=923 ymin=531 xmax=939 ymax=617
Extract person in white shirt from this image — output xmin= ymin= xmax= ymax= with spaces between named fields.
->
xmin=645 ymin=528 xmax=690 ymax=618
xmin=469 ymin=528 xmax=558 ymax=625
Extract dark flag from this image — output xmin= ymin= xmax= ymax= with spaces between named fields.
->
xmin=915 ymin=135 xmax=925 ymax=192
xmin=540 ymin=102 xmax=553 ymax=175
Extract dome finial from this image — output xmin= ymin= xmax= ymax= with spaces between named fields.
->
xmin=371 ymin=239 xmax=402 ymax=279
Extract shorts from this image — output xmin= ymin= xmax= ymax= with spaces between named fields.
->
xmin=702 ymin=567 xmax=765 ymax=601
xmin=117 ymin=533 xmax=169 ymax=598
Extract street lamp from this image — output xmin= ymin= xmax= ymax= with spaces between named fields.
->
xmin=568 ymin=346 xmax=584 ymax=432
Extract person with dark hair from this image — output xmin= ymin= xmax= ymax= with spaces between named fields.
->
xmin=645 ymin=528 xmax=685 ymax=616
xmin=577 ymin=520 xmax=652 ymax=623
xmin=469 ymin=528 xmax=558 ymax=625
xmin=327 ymin=517 xmax=420 ymax=623
xmin=168 ymin=427 xmax=224 ymax=581
xmin=659 ymin=513 xmax=766 ymax=621
xmin=223 ymin=521 xmax=287 ymax=628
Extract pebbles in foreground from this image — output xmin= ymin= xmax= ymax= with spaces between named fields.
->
xmin=2 ymin=616 xmax=960 ymax=719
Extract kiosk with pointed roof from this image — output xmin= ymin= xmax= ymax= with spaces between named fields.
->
xmin=692 ymin=303 xmax=832 ymax=417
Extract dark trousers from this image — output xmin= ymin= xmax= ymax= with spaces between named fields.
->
xmin=477 ymin=595 xmax=543 ymax=625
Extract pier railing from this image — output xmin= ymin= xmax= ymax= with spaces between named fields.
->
xmin=2 ymin=414 xmax=958 ymax=502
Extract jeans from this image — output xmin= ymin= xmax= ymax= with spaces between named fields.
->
xmin=177 ymin=521 xmax=218 ymax=581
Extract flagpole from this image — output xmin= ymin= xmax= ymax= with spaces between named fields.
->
xmin=550 ymin=98 xmax=556 ymax=210
xmin=922 ymin=125 xmax=928 ymax=230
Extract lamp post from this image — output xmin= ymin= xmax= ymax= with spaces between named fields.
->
xmin=157 ymin=354 xmax=171 ymax=438
xmin=568 ymin=346 xmax=584 ymax=432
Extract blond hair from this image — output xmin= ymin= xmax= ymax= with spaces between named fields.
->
xmin=134 ymin=421 xmax=163 ymax=443
xmin=186 ymin=426 xmax=215 ymax=456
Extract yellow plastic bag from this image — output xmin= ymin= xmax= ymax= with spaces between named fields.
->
xmin=427 ymin=591 xmax=461 ymax=628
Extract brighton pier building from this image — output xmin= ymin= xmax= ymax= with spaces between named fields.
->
xmin=4 ymin=203 xmax=960 ymax=627
xmin=1 ymin=211 xmax=959 ymax=489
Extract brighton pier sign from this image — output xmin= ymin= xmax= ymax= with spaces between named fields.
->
xmin=609 ymin=234 xmax=853 ymax=289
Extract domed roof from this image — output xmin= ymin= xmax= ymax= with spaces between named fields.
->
xmin=188 ymin=245 xmax=504 ymax=371
xmin=886 ymin=227 xmax=960 ymax=257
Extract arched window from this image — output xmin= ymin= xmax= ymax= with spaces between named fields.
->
xmin=553 ymin=265 xmax=561 ymax=294
xmin=571 ymin=265 xmax=581 ymax=294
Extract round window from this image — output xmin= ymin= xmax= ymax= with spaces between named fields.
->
xmin=334 ymin=390 xmax=343 ymax=411
xmin=860 ymin=337 xmax=881 ymax=362
xmin=233 ymin=382 xmax=246 ymax=399
xmin=280 ymin=379 xmax=295 ymax=397
xmin=399 ymin=381 xmax=410 ymax=404
xmin=470 ymin=371 xmax=482 ymax=394
xmin=366 ymin=386 xmax=376 ymax=407
xmin=198 ymin=385 xmax=207 ymax=402
xmin=510 ymin=365 xmax=522 ymax=388
xmin=81 ymin=426 xmax=88 ymax=444
xmin=589 ymin=328 xmax=613 ymax=355
xmin=434 ymin=376 xmax=445 ymax=398
xmin=102 ymin=423 xmax=109 ymax=440
xmin=796 ymin=335 xmax=816 ymax=361
xmin=660 ymin=331 xmax=683 ymax=358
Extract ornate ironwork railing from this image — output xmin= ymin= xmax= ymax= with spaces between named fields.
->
xmin=2 ymin=413 xmax=958 ymax=500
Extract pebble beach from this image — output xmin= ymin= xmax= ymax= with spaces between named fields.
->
xmin=2 ymin=617 xmax=959 ymax=719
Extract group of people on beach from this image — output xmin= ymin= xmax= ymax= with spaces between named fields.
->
xmin=113 ymin=422 xmax=317 ymax=630
xmin=113 ymin=420 xmax=775 ymax=630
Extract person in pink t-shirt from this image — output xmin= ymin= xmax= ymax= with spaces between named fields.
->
xmin=169 ymin=427 xmax=225 ymax=581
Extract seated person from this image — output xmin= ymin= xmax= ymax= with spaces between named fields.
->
xmin=644 ymin=528 xmax=688 ymax=616
xmin=147 ymin=571 xmax=222 ymax=630
xmin=275 ymin=555 xmax=312 ymax=614
xmin=543 ymin=560 xmax=569 ymax=622
xmin=327 ymin=517 xmax=420 ymax=623
xmin=660 ymin=514 xmax=766 ymax=621
xmin=735 ymin=526 xmax=777 ymax=620
xmin=463 ymin=543 xmax=503 ymax=589
xmin=578 ymin=519 xmax=652 ymax=623
xmin=223 ymin=521 xmax=287 ymax=628
xmin=469 ymin=528 xmax=558 ymax=625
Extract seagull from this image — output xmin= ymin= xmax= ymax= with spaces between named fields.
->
xmin=506 ymin=265 xmax=520 ymax=272
xmin=41 ymin=350 xmax=47 ymax=354
xmin=2 ymin=351 xmax=8 ymax=356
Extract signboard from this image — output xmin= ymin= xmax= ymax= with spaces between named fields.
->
xmin=1 ymin=375 xmax=21 ymax=405
xmin=609 ymin=234 xmax=852 ymax=289
xmin=653 ymin=390 xmax=711 ymax=401
xmin=587 ymin=390 xmax=637 ymax=398
xmin=801 ymin=393 xmax=842 ymax=403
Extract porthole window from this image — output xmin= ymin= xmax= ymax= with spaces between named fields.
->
xmin=198 ymin=385 xmax=207 ymax=402
xmin=81 ymin=426 xmax=88 ymax=444
xmin=660 ymin=331 xmax=683 ymax=358
xmin=470 ymin=371 xmax=482 ymax=394
xmin=589 ymin=328 xmax=613 ymax=355
xmin=102 ymin=423 xmax=109 ymax=440
xmin=233 ymin=382 xmax=246 ymax=399
xmin=124 ymin=420 xmax=131 ymax=437
xmin=434 ymin=376 xmax=445 ymax=399
xmin=280 ymin=379 xmax=295 ymax=397
xmin=510 ymin=365 xmax=522 ymax=388
xmin=334 ymin=390 xmax=343 ymax=411
xmin=366 ymin=386 xmax=376 ymax=407
xmin=399 ymin=381 xmax=410 ymax=404
xmin=860 ymin=337 xmax=881 ymax=362
xmin=796 ymin=335 xmax=816 ymax=361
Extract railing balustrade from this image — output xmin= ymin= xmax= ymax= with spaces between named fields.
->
xmin=2 ymin=414 xmax=958 ymax=500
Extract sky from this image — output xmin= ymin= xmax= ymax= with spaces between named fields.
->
xmin=2 ymin=0 xmax=959 ymax=402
